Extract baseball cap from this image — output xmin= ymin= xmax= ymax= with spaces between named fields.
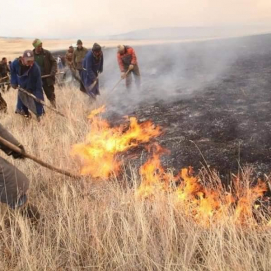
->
xmin=23 ymin=50 xmax=34 ymax=61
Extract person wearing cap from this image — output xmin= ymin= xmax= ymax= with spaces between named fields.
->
xmin=73 ymin=40 xmax=88 ymax=92
xmin=32 ymin=39 xmax=57 ymax=108
xmin=73 ymin=40 xmax=88 ymax=70
xmin=117 ymin=45 xmax=141 ymax=90
xmin=80 ymin=43 xmax=103 ymax=98
xmin=0 ymin=123 xmax=40 ymax=223
xmin=10 ymin=50 xmax=44 ymax=119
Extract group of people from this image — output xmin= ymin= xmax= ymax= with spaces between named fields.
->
xmin=0 ymin=39 xmax=57 ymax=118
xmin=0 ymin=38 xmax=141 ymax=119
xmin=0 ymin=38 xmax=141 ymax=223
xmin=63 ymin=39 xmax=141 ymax=97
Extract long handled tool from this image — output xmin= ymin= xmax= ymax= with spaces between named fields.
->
xmin=87 ymin=72 xmax=100 ymax=94
xmin=111 ymin=69 xmax=131 ymax=92
xmin=0 ymin=82 xmax=9 ymax=86
xmin=0 ymin=76 xmax=9 ymax=82
xmin=41 ymin=72 xmax=65 ymax=79
xmin=0 ymin=73 xmax=64 ymax=85
xmin=0 ymin=136 xmax=79 ymax=179
xmin=70 ymin=67 xmax=99 ymax=99
xmin=19 ymin=87 xmax=66 ymax=118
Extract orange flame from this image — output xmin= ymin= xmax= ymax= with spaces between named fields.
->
xmin=137 ymin=146 xmax=269 ymax=227
xmin=71 ymin=106 xmax=162 ymax=178
xmin=72 ymin=106 xmax=270 ymax=227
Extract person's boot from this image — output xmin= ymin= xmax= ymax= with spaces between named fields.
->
xmin=20 ymin=203 xmax=40 ymax=225
xmin=15 ymin=109 xmax=32 ymax=119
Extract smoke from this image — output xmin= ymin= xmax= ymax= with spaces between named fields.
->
xmin=99 ymin=37 xmax=248 ymax=116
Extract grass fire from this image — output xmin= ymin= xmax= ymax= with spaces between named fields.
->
xmin=72 ymin=106 xmax=271 ymax=228
xmin=1 ymin=32 xmax=271 ymax=270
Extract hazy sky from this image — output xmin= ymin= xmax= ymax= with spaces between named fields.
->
xmin=0 ymin=0 xmax=271 ymax=38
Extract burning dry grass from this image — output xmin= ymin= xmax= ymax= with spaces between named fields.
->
xmin=0 ymin=86 xmax=271 ymax=270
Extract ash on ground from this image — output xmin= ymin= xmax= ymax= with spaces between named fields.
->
xmin=102 ymin=34 xmax=271 ymax=178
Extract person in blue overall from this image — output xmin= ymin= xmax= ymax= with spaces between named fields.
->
xmin=80 ymin=43 xmax=103 ymax=99
xmin=10 ymin=50 xmax=44 ymax=120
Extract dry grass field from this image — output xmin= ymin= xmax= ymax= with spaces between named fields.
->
xmin=0 ymin=37 xmax=191 ymax=60
xmin=1 ymin=36 xmax=271 ymax=270
xmin=0 ymin=84 xmax=270 ymax=271
xmin=0 ymin=34 xmax=248 ymax=60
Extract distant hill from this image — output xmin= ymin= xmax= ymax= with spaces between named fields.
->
xmin=109 ymin=27 xmax=214 ymax=40
xmin=108 ymin=26 xmax=271 ymax=40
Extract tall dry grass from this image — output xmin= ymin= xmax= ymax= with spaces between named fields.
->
xmin=0 ymin=85 xmax=270 ymax=271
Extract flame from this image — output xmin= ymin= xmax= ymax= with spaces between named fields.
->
xmin=71 ymin=106 xmax=162 ymax=178
xmin=136 ymin=144 xmax=173 ymax=198
xmin=137 ymin=146 xmax=269 ymax=227
xmin=72 ymin=106 xmax=271 ymax=227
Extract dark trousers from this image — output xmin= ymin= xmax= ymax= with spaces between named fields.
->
xmin=80 ymin=81 xmax=86 ymax=93
xmin=78 ymin=70 xmax=87 ymax=93
xmin=0 ymin=157 xmax=29 ymax=208
xmin=42 ymin=80 xmax=56 ymax=104
xmin=1 ymin=78 xmax=10 ymax=93
xmin=16 ymin=95 xmax=44 ymax=117
xmin=125 ymin=64 xmax=141 ymax=90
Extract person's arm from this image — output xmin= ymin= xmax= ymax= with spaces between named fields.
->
xmin=117 ymin=53 xmax=124 ymax=72
xmin=0 ymin=124 xmax=25 ymax=159
xmin=130 ymin=48 xmax=137 ymax=65
xmin=48 ymin=51 xmax=57 ymax=75
xmin=73 ymin=51 xmax=77 ymax=68
xmin=86 ymin=55 xmax=96 ymax=82
xmin=99 ymin=54 xmax=103 ymax=74
xmin=33 ymin=65 xmax=43 ymax=100
xmin=10 ymin=60 xmax=18 ymax=88
xmin=65 ymin=52 xmax=70 ymax=64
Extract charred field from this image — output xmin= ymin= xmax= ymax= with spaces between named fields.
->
xmin=1 ymin=34 xmax=271 ymax=270
xmin=95 ymin=34 xmax=271 ymax=179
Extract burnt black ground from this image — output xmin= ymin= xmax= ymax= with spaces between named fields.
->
xmin=55 ymin=34 xmax=271 ymax=176
xmin=106 ymin=34 xmax=271 ymax=177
